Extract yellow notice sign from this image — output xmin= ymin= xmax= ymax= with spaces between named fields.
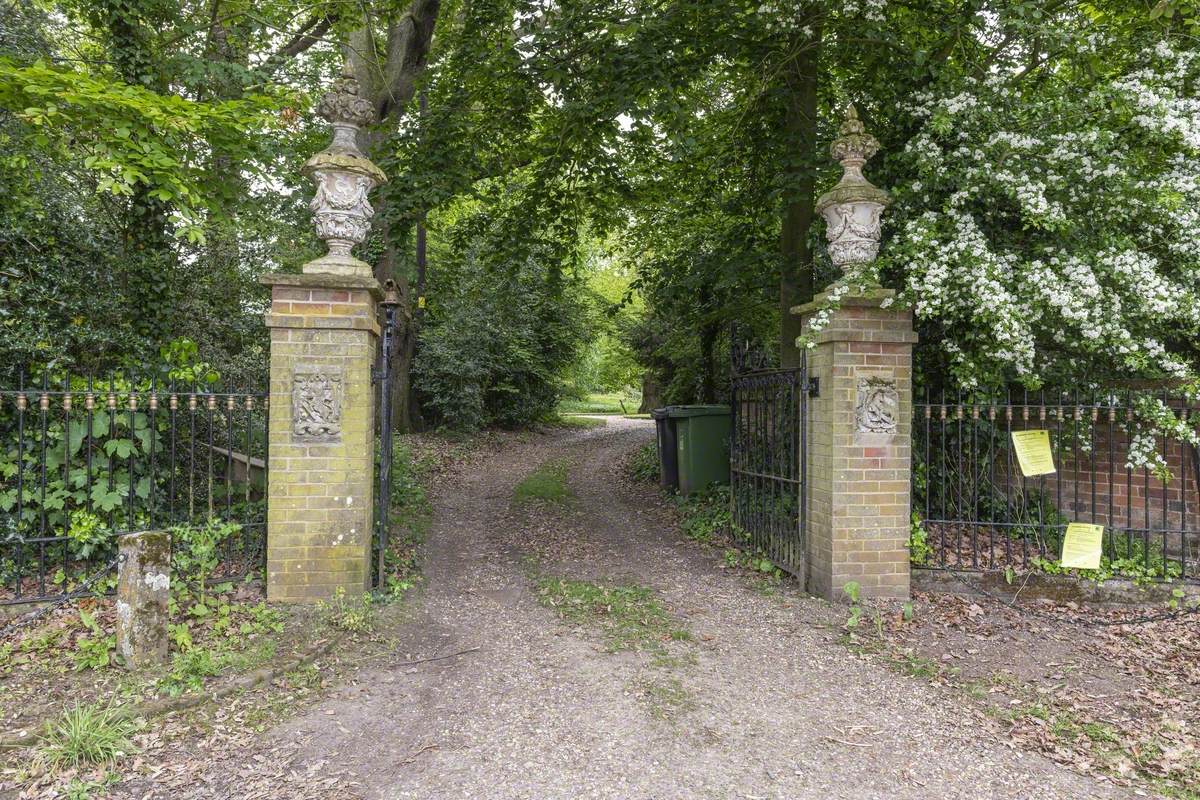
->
xmin=1011 ymin=429 xmax=1056 ymax=476
xmin=417 ymin=296 xmax=426 ymax=309
xmin=1061 ymin=523 xmax=1104 ymax=570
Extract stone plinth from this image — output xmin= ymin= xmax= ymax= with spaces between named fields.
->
xmin=116 ymin=530 xmax=170 ymax=668
xmin=262 ymin=272 xmax=381 ymax=603
xmin=793 ymin=288 xmax=916 ymax=601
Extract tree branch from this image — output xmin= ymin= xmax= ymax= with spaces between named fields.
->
xmin=276 ymin=13 xmax=336 ymax=61
xmin=253 ymin=11 xmax=341 ymax=79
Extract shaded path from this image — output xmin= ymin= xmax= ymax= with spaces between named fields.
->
xmin=267 ymin=421 xmax=1133 ymax=799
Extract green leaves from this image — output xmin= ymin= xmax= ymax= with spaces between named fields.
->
xmin=89 ymin=484 xmax=125 ymax=513
xmin=0 ymin=57 xmax=281 ymax=230
xmin=72 ymin=611 xmax=115 ymax=671
xmin=103 ymin=438 xmax=136 ymax=460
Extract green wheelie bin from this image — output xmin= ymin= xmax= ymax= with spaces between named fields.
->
xmin=653 ymin=405 xmax=730 ymax=495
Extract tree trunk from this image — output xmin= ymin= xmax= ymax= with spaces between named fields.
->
xmin=393 ymin=95 xmax=430 ymax=433
xmin=779 ymin=27 xmax=821 ymax=368
xmin=699 ymin=320 xmax=719 ymax=404
xmin=100 ymin=2 xmax=176 ymax=351
xmin=349 ymin=7 xmax=441 ymax=433
xmin=199 ymin=0 xmax=253 ymax=360
xmin=406 ymin=210 xmax=428 ymax=430
xmin=639 ymin=372 xmax=664 ymax=414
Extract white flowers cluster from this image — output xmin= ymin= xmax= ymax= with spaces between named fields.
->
xmin=1125 ymin=396 xmax=1200 ymax=477
xmin=887 ymin=37 xmax=1200 ymax=402
xmin=753 ymin=1 xmax=813 ymax=34
xmin=877 ymin=33 xmax=1200 ymax=462
xmin=1111 ymin=43 xmax=1200 ymax=149
xmin=838 ymin=0 xmax=886 ymax=23
xmin=794 ymin=262 xmax=879 ymax=348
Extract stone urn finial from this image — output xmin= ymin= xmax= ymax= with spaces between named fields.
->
xmin=301 ymin=65 xmax=387 ymax=278
xmin=815 ymin=105 xmax=891 ymax=271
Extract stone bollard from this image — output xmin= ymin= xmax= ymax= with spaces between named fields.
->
xmin=115 ymin=530 xmax=170 ymax=668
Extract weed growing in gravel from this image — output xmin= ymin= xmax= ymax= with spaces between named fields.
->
xmin=675 ymin=486 xmax=731 ymax=544
xmin=318 ymin=587 xmax=376 ymax=633
xmin=72 ymin=610 xmax=115 ymax=671
xmin=514 ymin=459 xmax=573 ymax=504
xmin=842 ymin=581 xmax=863 ymax=629
xmin=627 ymin=443 xmax=659 ymax=482
xmin=157 ymin=647 xmax=225 ymax=696
xmin=893 ymin=652 xmax=940 ymax=679
xmin=535 ymin=577 xmax=689 ymax=652
xmin=36 ymin=703 xmax=136 ymax=771
xmin=633 ymin=676 xmax=694 ymax=721
xmin=62 ymin=772 xmax=119 ymax=800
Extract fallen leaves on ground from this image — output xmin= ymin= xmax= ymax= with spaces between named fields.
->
xmin=881 ymin=590 xmax=1200 ymax=797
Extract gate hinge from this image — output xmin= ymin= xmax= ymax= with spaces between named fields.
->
xmin=370 ymin=367 xmax=381 ymax=386
xmin=806 ymin=377 xmax=820 ymax=398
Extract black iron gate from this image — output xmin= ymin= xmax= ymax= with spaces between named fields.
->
xmin=373 ymin=281 xmax=401 ymax=588
xmin=729 ymin=352 xmax=811 ymax=579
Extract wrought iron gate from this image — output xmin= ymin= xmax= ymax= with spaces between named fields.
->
xmin=373 ymin=281 xmax=401 ymax=588
xmin=729 ymin=353 xmax=811 ymax=579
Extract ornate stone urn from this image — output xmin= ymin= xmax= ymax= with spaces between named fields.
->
xmin=815 ymin=106 xmax=891 ymax=271
xmin=301 ymin=67 xmax=387 ymax=277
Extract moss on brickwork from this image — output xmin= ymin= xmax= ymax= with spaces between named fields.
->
xmin=264 ymin=279 xmax=380 ymax=604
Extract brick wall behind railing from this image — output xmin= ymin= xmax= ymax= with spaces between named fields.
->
xmin=991 ymin=429 xmax=1199 ymax=534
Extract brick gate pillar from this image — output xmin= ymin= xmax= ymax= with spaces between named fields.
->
xmin=261 ymin=274 xmax=380 ymax=602
xmin=261 ymin=67 xmax=386 ymax=602
xmin=794 ymin=290 xmax=916 ymax=601
xmin=792 ymin=106 xmax=914 ymax=601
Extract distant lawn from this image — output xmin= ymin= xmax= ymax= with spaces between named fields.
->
xmin=551 ymin=415 xmax=608 ymax=429
xmin=558 ymin=391 xmax=641 ymax=415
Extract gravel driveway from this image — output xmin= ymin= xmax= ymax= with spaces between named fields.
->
xmin=254 ymin=418 xmax=1137 ymax=800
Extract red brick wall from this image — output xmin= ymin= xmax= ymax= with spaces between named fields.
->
xmin=1040 ymin=429 xmax=1198 ymax=533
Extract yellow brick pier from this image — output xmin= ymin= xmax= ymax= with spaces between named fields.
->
xmin=261 ymin=272 xmax=381 ymax=602
xmin=794 ymin=288 xmax=917 ymax=601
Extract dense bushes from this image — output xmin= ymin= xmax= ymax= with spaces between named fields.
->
xmin=414 ymin=253 xmax=589 ymax=430
xmin=413 ymin=187 xmax=593 ymax=431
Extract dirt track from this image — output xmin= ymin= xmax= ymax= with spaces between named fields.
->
xmin=103 ymin=418 xmax=1143 ymax=800
xmin=258 ymin=419 xmax=1134 ymax=800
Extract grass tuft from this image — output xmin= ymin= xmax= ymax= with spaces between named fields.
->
xmin=535 ymin=577 xmax=689 ymax=652
xmin=514 ymin=459 xmax=573 ymax=504
xmin=634 ymin=675 xmax=694 ymax=721
xmin=37 ymin=703 xmax=137 ymax=771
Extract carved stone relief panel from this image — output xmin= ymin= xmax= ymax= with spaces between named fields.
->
xmin=855 ymin=375 xmax=898 ymax=434
xmin=292 ymin=366 xmax=343 ymax=442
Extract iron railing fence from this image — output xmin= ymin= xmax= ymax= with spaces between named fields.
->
xmin=914 ymin=388 xmax=1200 ymax=582
xmin=730 ymin=357 xmax=810 ymax=579
xmin=0 ymin=371 xmax=269 ymax=605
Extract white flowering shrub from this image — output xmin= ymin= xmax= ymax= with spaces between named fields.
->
xmin=886 ymin=37 xmax=1200 ymax=396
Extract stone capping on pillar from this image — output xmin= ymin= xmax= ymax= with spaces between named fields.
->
xmin=261 ymin=272 xmax=383 ymax=335
xmin=792 ymin=286 xmax=917 ymax=601
xmin=791 ymin=287 xmax=916 ymax=344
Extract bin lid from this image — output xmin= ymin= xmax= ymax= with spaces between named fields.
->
xmin=650 ymin=407 xmax=671 ymax=420
xmin=662 ymin=404 xmax=730 ymax=418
